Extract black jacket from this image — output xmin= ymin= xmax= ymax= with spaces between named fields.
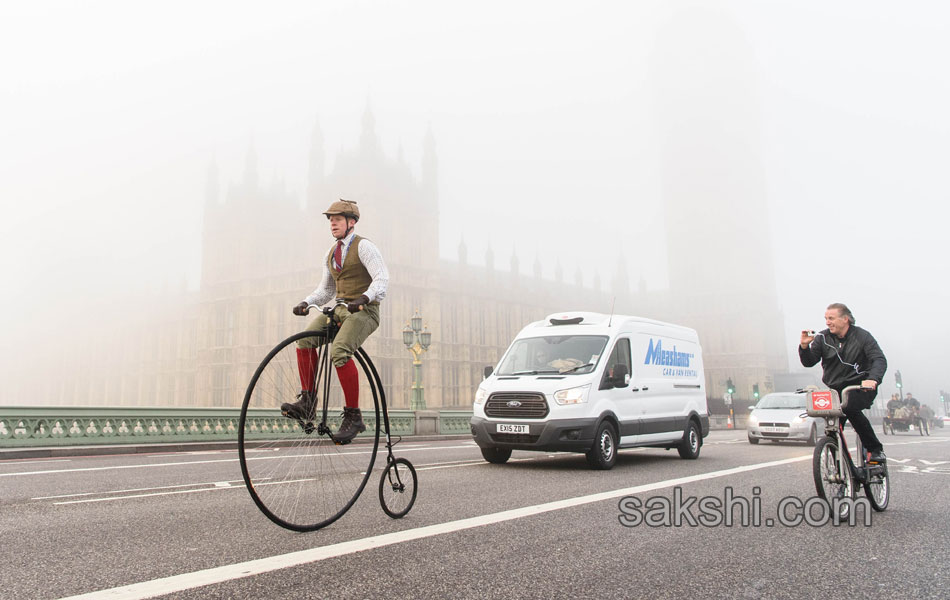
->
xmin=799 ymin=325 xmax=887 ymax=393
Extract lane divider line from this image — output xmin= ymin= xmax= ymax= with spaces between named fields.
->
xmin=34 ymin=480 xmax=248 ymax=501
xmin=0 ymin=445 xmax=479 ymax=478
xmin=58 ymin=454 xmax=812 ymax=600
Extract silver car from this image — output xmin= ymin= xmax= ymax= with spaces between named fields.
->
xmin=747 ymin=392 xmax=822 ymax=445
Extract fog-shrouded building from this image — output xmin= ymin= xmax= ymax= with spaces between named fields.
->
xmin=651 ymin=3 xmax=790 ymax=407
xmin=24 ymin=3 xmax=798 ymax=411
xmin=37 ymin=91 xmax=789 ymax=411
xmin=194 ymin=110 xmax=623 ymax=410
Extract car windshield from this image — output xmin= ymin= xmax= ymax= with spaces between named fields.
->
xmin=496 ymin=335 xmax=608 ymax=376
xmin=755 ymin=394 xmax=807 ymax=410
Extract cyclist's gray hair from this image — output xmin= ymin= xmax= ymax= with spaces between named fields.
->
xmin=827 ymin=303 xmax=855 ymax=325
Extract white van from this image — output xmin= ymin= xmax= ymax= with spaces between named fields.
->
xmin=471 ymin=312 xmax=709 ymax=469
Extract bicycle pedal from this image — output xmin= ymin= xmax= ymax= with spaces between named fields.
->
xmin=332 ymin=436 xmax=351 ymax=446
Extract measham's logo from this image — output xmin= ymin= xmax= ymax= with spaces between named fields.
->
xmin=644 ymin=339 xmax=693 ymax=367
xmin=811 ymin=391 xmax=834 ymax=411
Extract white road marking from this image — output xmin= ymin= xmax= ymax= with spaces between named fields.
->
xmin=0 ymin=459 xmax=72 ymax=465
xmin=0 ymin=444 xmax=478 ymax=478
xmin=54 ymin=485 xmax=240 ymax=505
xmin=57 ymin=454 xmax=813 ymax=600
xmin=33 ymin=480 xmax=248 ymax=500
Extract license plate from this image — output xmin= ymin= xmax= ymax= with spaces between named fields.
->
xmin=496 ymin=424 xmax=529 ymax=434
xmin=760 ymin=426 xmax=783 ymax=433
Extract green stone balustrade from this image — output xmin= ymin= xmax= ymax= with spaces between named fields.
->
xmin=0 ymin=406 xmax=473 ymax=448
xmin=439 ymin=410 xmax=476 ymax=435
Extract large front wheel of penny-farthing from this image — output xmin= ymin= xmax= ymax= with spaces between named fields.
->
xmin=239 ymin=331 xmax=380 ymax=532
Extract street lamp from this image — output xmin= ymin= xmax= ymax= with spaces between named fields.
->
xmin=402 ymin=310 xmax=432 ymax=410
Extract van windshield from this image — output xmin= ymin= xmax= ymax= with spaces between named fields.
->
xmin=496 ymin=335 xmax=608 ymax=376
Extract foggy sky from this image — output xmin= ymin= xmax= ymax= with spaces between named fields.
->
xmin=1 ymin=1 xmax=948 ymax=405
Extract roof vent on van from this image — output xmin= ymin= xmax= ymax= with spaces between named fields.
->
xmin=549 ymin=316 xmax=584 ymax=325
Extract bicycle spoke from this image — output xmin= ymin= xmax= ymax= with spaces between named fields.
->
xmin=239 ymin=331 xmax=380 ymax=532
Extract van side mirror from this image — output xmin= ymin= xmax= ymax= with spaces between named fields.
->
xmin=604 ymin=364 xmax=629 ymax=389
xmin=483 ymin=365 xmax=494 ymax=379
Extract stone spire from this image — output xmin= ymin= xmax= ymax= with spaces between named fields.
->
xmin=205 ymin=158 xmax=219 ymax=207
xmin=422 ymin=124 xmax=437 ymax=203
xmin=243 ymin=139 xmax=258 ymax=191
xmin=307 ymin=119 xmax=325 ymax=206
xmin=458 ymin=235 xmax=468 ymax=266
xmin=360 ymin=103 xmax=379 ymax=154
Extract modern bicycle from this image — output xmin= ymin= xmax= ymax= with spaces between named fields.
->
xmin=238 ymin=301 xmax=417 ymax=531
xmin=807 ymin=384 xmax=889 ymax=520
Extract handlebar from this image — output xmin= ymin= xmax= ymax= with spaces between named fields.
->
xmin=840 ymin=384 xmax=873 ymax=411
xmin=304 ymin=299 xmax=364 ymax=317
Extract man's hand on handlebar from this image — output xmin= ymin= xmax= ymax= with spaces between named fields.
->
xmin=347 ymin=295 xmax=369 ymax=314
xmin=861 ymin=380 xmax=878 ymax=390
xmin=293 ymin=302 xmax=310 ymax=316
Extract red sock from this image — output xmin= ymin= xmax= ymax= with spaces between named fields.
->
xmin=296 ymin=348 xmax=318 ymax=391
xmin=336 ymin=360 xmax=359 ymax=408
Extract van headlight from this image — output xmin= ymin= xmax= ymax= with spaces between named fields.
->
xmin=474 ymin=386 xmax=488 ymax=405
xmin=554 ymin=384 xmax=591 ymax=405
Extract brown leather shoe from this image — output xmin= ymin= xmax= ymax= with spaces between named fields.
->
xmin=334 ymin=407 xmax=366 ymax=444
xmin=281 ymin=391 xmax=317 ymax=421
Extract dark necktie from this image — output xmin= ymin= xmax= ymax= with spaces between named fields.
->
xmin=334 ymin=240 xmax=344 ymax=272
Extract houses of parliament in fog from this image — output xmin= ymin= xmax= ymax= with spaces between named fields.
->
xmin=41 ymin=107 xmax=789 ymax=411
xmin=39 ymin=10 xmax=794 ymax=411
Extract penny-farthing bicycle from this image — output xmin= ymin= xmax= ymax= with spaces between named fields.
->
xmin=238 ymin=302 xmax=417 ymax=532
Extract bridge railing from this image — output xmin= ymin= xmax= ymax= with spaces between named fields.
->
xmin=0 ymin=406 xmax=474 ymax=448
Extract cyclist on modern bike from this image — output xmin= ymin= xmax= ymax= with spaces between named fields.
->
xmin=799 ymin=302 xmax=887 ymax=463
xmin=281 ymin=199 xmax=390 ymax=444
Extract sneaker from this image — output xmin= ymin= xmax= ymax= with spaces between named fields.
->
xmin=281 ymin=390 xmax=317 ymax=421
xmin=334 ymin=407 xmax=366 ymax=444
xmin=868 ymin=449 xmax=886 ymax=464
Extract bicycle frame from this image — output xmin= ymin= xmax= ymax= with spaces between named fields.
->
xmin=824 ymin=385 xmax=886 ymax=488
xmin=312 ymin=303 xmax=402 ymax=466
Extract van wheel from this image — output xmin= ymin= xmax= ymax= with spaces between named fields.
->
xmin=480 ymin=447 xmax=512 ymax=464
xmin=678 ymin=420 xmax=701 ymax=459
xmin=586 ymin=421 xmax=618 ymax=470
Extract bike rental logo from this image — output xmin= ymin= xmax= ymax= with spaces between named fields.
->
xmin=812 ymin=391 xmax=833 ymax=411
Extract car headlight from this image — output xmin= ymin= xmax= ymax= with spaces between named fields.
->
xmin=792 ymin=414 xmax=806 ymax=425
xmin=748 ymin=414 xmax=758 ymax=426
xmin=474 ymin=387 xmax=488 ymax=405
xmin=554 ymin=384 xmax=591 ymax=405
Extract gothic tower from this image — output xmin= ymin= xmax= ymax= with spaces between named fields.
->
xmin=654 ymin=2 xmax=788 ymax=398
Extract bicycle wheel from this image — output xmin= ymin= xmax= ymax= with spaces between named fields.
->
xmin=239 ymin=332 xmax=380 ymax=532
xmin=379 ymin=457 xmax=418 ymax=519
xmin=813 ymin=436 xmax=854 ymax=520
xmin=864 ymin=463 xmax=890 ymax=511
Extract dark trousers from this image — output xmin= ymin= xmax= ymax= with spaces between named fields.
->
xmin=837 ymin=387 xmax=883 ymax=452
